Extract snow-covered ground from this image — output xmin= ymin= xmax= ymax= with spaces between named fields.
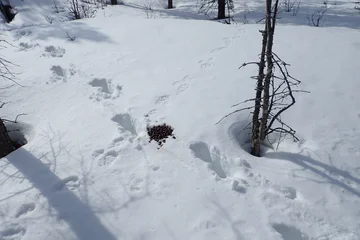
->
xmin=1 ymin=0 xmax=360 ymax=239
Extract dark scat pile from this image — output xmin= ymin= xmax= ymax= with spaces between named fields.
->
xmin=147 ymin=124 xmax=176 ymax=148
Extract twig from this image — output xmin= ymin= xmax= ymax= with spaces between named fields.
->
xmin=216 ymin=106 xmax=255 ymax=124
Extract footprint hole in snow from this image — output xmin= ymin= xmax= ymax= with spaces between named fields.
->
xmin=272 ymin=223 xmax=309 ymax=240
xmin=189 ymin=141 xmax=212 ymax=163
xmin=152 ymin=166 xmax=160 ymax=171
xmin=15 ymin=203 xmax=36 ymax=218
xmin=232 ymin=180 xmax=247 ymax=193
xmin=92 ymin=148 xmax=105 ymax=157
xmin=0 ymin=225 xmax=26 ymax=237
xmin=51 ymin=65 xmax=66 ymax=77
xmin=111 ymin=113 xmax=137 ymax=135
xmin=89 ymin=78 xmax=112 ymax=94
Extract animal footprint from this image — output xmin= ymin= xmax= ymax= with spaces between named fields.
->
xmin=0 ymin=225 xmax=26 ymax=239
xmin=88 ymin=78 xmax=122 ymax=101
xmin=210 ymin=46 xmax=227 ymax=53
xmin=48 ymin=64 xmax=76 ymax=84
xmin=272 ymin=185 xmax=298 ymax=200
xmin=42 ymin=45 xmax=66 ymax=57
xmin=92 ymin=149 xmax=105 ymax=158
xmin=13 ymin=30 xmax=32 ymax=40
xmin=199 ymin=58 xmax=214 ymax=69
xmin=129 ymin=177 xmax=145 ymax=193
xmin=155 ymin=95 xmax=170 ymax=106
xmin=18 ymin=42 xmax=39 ymax=51
xmin=98 ymin=150 xmax=119 ymax=167
xmin=189 ymin=141 xmax=227 ymax=179
xmin=14 ymin=203 xmax=35 ymax=218
xmin=193 ymin=219 xmax=218 ymax=231
xmin=173 ymin=75 xmax=192 ymax=95
xmin=49 ymin=65 xmax=66 ymax=82
xmin=111 ymin=136 xmax=125 ymax=146
xmin=111 ymin=113 xmax=137 ymax=135
xmin=55 ymin=176 xmax=80 ymax=191
xmin=272 ymin=223 xmax=309 ymax=240
xmin=231 ymin=180 xmax=247 ymax=193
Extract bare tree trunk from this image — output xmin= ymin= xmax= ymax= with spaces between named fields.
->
xmin=168 ymin=0 xmax=173 ymax=8
xmin=218 ymin=0 xmax=226 ymax=19
xmin=111 ymin=0 xmax=117 ymax=5
xmin=251 ymin=27 xmax=267 ymax=157
xmin=0 ymin=118 xmax=14 ymax=158
xmin=259 ymin=0 xmax=280 ymax=142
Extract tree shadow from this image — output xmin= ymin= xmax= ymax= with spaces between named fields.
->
xmin=265 ymin=151 xmax=360 ymax=197
xmin=5 ymin=148 xmax=117 ymax=240
xmin=7 ymin=20 xmax=113 ymax=43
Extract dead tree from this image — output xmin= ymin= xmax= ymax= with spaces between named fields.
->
xmin=218 ymin=0 xmax=307 ymax=156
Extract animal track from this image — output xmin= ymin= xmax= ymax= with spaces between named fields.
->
xmin=272 ymin=223 xmax=309 ymax=240
xmin=13 ymin=30 xmax=32 ymax=40
xmin=88 ymin=78 xmax=122 ymax=101
xmin=42 ymin=45 xmax=66 ymax=57
xmin=111 ymin=136 xmax=125 ymax=145
xmin=155 ymin=95 xmax=170 ymax=106
xmin=0 ymin=225 xmax=26 ymax=239
xmin=48 ymin=64 xmax=76 ymax=83
xmin=92 ymin=149 xmax=105 ymax=157
xmin=14 ymin=203 xmax=35 ymax=218
xmin=111 ymin=113 xmax=137 ymax=135
xmin=55 ymin=176 xmax=80 ymax=191
xmin=231 ymin=180 xmax=247 ymax=193
xmin=18 ymin=42 xmax=39 ymax=51
xmin=98 ymin=150 xmax=119 ymax=166
xmin=199 ymin=58 xmax=214 ymax=69
xmin=189 ymin=141 xmax=227 ymax=179
xmin=176 ymin=83 xmax=189 ymax=95
xmin=273 ymin=185 xmax=298 ymax=200
xmin=193 ymin=219 xmax=218 ymax=232
xmin=129 ymin=177 xmax=145 ymax=193
xmin=173 ymin=75 xmax=192 ymax=95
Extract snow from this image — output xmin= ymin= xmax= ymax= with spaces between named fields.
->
xmin=1 ymin=0 xmax=360 ymax=239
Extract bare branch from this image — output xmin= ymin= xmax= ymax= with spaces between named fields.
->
xmin=216 ymin=106 xmax=255 ymax=124
xmin=239 ymin=62 xmax=259 ymax=69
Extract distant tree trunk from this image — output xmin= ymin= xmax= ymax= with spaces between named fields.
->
xmin=168 ymin=0 xmax=173 ymax=9
xmin=110 ymin=0 xmax=117 ymax=5
xmin=217 ymin=0 xmax=226 ymax=19
xmin=0 ymin=118 xmax=15 ymax=158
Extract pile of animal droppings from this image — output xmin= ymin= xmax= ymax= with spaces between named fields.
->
xmin=147 ymin=123 xmax=176 ymax=148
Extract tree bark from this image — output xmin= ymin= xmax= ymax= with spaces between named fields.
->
xmin=251 ymin=26 xmax=268 ymax=157
xmin=259 ymin=0 xmax=280 ymax=142
xmin=217 ymin=0 xmax=226 ymax=19
xmin=0 ymin=118 xmax=15 ymax=158
xmin=168 ymin=0 xmax=173 ymax=9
